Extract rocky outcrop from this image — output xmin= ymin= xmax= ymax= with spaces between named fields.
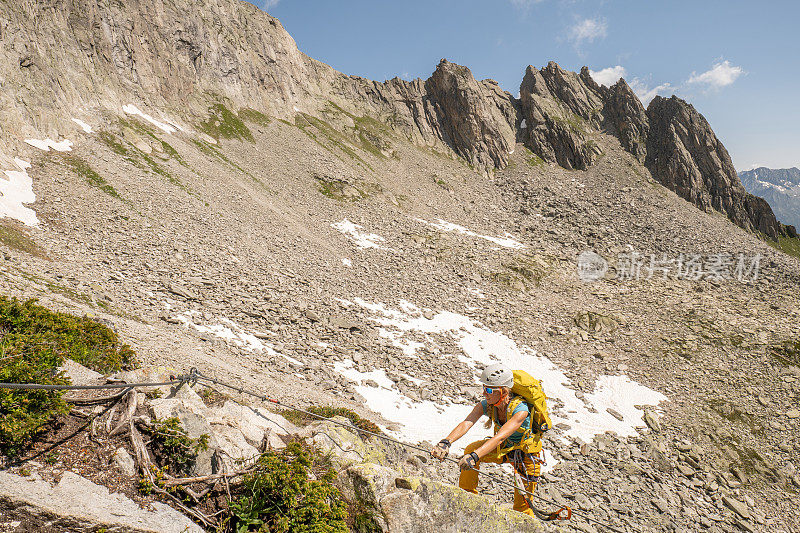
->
xmin=0 ymin=470 xmax=203 ymax=533
xmin=424 ymin=60 xmax=517 ymax=170
xmin=0 ymin=0 xmax=335 ymax=153
xmin=645 ymin=96 xmax=785 ymax=240
xmin=518 ymin=65 xmax=601 ymax=170
xmin=339 ymin=464 xmax=545 ymax=533
xmin=304 ymin=418 xmax=548 ymax=533
xmin=603 ymin=78 xmax=650 ymax=163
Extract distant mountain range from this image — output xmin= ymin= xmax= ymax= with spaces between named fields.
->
xmin=739 ymin=167 xmax=800 ymax=229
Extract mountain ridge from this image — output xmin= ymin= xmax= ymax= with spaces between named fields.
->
xmin=739 ymin=166 xmax=800 ymax=230
xmin=1 ymin=2 xmax=800 ymax=531
xmin=0 ymin=0 xmax=794 ymax=242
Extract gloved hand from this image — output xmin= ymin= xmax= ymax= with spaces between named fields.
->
xmin=431 ymin=439 xmax=450 ymax=460
xmin=458 ymin=452 xmax=479 ymax=471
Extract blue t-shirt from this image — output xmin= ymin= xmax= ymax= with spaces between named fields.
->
xmin=480 ymin=397 xmax=531 ymax=445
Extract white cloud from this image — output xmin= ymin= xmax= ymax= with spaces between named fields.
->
xmin=629 ymin=78 xmax=673 ymax=106
xmin=687 ymin=60 xmax=744 ymax=89
xmin=568 ymin=18 xmax=607 ymax=46
xmin=589 ymin=65 xmax=626 ymax=87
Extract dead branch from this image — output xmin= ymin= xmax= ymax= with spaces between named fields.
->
xmin=162 ymin=469 xmax=253 ymax=487
xmin=110 ymin=389 xmax=137 ymax=436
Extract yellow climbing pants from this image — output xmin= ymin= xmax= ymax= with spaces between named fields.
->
xmin=458 ymin=439 xmax=541 ymax=517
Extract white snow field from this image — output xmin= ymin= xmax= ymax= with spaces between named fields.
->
xmin=24 ymin=138 xmax=73 ymax=152
xmin=1 ymin=158 xmax=39 ymax=226
xmin=331 ymin=219 xmax=388 ymax=249
xmin=71 ymin=118 xmax=93 ymax=133
xmin=122 ymin=104 xmax=178 ymax=134
xmin=415 ymin=217 xmax=526 ymax=249
xmin=334 ymin=298 xmax=667 ymax=457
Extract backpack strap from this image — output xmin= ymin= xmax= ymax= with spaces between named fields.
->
xmin=495 ymin=395 xmax=535 ymax=458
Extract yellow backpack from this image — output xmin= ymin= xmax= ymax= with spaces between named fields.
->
xmin=489 ymin=369 xmax=553 ymax=456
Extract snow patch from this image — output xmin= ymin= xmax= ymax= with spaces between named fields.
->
xmin=1 ymin=158 xmax=39 ymax=226
xmin=71 ymin=118 xmax=93 ymax=133
xmin=24 ymin=138 xmax=73 ymax=152
xmin=415 ymin=218 xmax=525 ymax=249
xmin=175 ymin=311 xmax=302 ymax=366
xmin=122 ymin=104 xmax=177 ymax=134
xmin=331 ymin=219 xmax=387 ymax=249
xmin=342 ymin=258 xmax=353 ymax=267
xmin=341 ymin=298 xmax=667 ymax=455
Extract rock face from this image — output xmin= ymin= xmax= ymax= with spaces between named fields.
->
xmin=603 ymin=78 xmax=650 ymax=163
xmin=0 ymin=0 xmax=791 ymax=234
xmin=518 ymin=64 xmax=601 ymax=170
xmin=645 ymin=96 xmax=785 ymax=240
xmin=0 ymin=470 xmax=203 ymax=533
xmin=339 ymin=464 xmax=545 ymax=533
xmin=304 ymin=418 xmax=549 ymax=533
xmin=424 ymin=60 xmax=517 ymax=171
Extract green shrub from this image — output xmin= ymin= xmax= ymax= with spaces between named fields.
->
xmin=0 ymin=296 xmax=137 ymax=456
xmin=227 ymin=441 xmax=348 ymax=533
xmin=280 ymin=406 xmax=382 ymax=436
xmin=140 ymin=417 xmax=208 ymax=475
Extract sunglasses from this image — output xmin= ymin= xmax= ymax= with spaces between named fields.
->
xmin=483 ymin=386 xmax=497 ymax=394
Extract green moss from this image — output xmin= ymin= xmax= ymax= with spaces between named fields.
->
xmin=526 ymin=154 xmax=545 ymax=167
xmin=350 ymin=504 xmax=382 ymax=533
xmin=492 ymin=254 xmax=553 ymax=291
xmin=198 ymin=103 xmax=254 ymax=143
xmin=553 ymin=112 xmax=586 ymax=135
xmin=99 ymin=131 xmax=129 ymax=156
xmin=135 ymin=152 xmax=183 ymax=189
xmin=64 ymin=156 xmax=121 ymax=199
xmin=0 ymin=296 xmax=137 ymax=456
xmin=0 ymin=222 xmax=48 ymax=259
xmin=766 ymin=234 xmax=800 ymax=260
xmin=237 ymin=107 xmax=272 ymax=127
xmin=189 ymin=138 xmax=263 ymax=189
xmin=280 ymin=406 xmax=382 ymax=435
xmin=297 ymin=113 xmax=373 ymax=169
xmin=117 ymin=116 xmax=153 ymax=136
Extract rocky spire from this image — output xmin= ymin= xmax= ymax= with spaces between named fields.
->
xmin=518 ymin=65 xmax=601 ymax=170
xmin=424 ymin=60 xmax=517 ymax=171
xmin=645 ymin=96 xmax=785 ymax=240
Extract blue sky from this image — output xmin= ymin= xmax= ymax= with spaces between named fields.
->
xmin=248 ymin=0 xmax=798 ymax=171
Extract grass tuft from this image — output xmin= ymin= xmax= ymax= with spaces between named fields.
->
xmin=198 ymin=103 xmax=254 ymax=143
xmin=64 ymin=156 xmax=121 ymax=199
xmin=0 ymin=222 xmax=48 ymax=259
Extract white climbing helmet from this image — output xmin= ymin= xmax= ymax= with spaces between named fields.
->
xmin=479 ymin=363 xmax=514 ymax=388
